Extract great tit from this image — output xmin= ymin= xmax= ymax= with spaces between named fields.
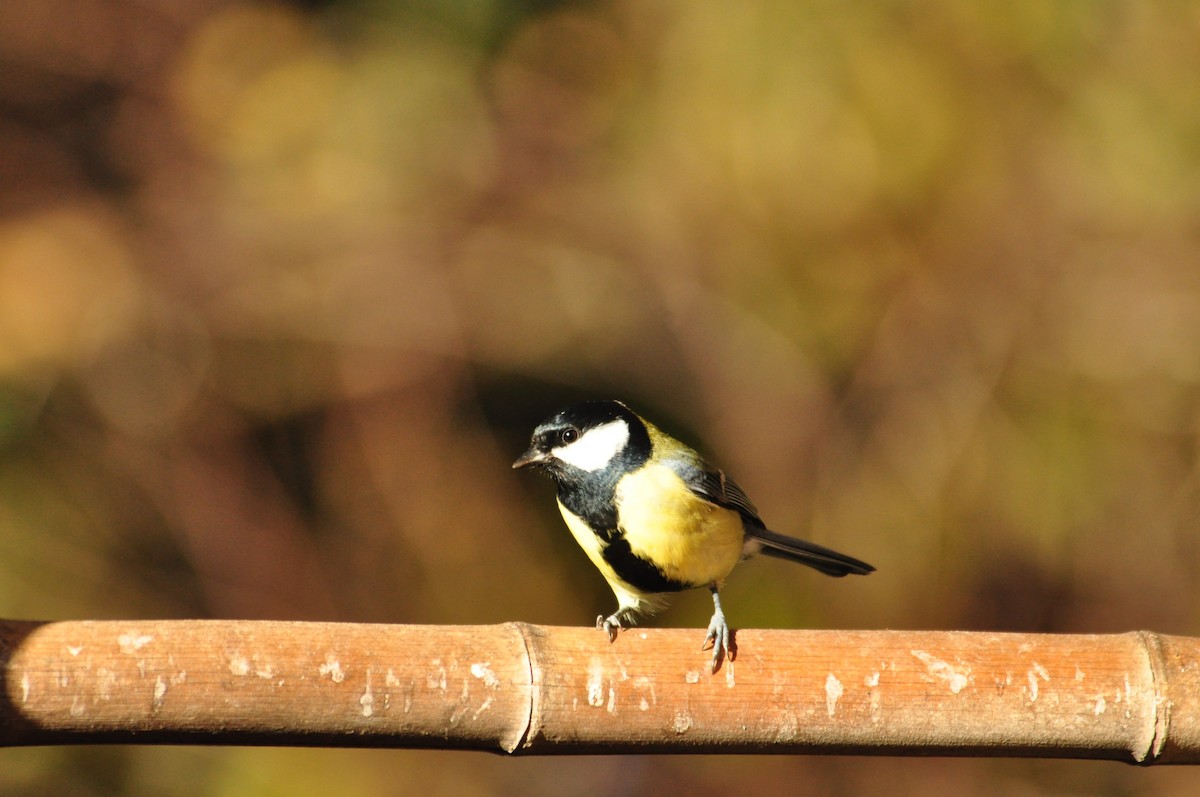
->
xmin=513 ymin=399 xmax=874 ymax=668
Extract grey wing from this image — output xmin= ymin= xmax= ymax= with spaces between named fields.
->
xmin=717 ymin=473 xmax=764 ymax=526
xmin=666 ymin=455 xmax=765 ymax=527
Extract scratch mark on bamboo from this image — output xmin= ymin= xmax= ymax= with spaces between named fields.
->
xmin=152 ymin=675 xmax=167 ymax=711
xmin=633 ymin=675 xmax=656 ymax=712
xmin=360 ymin=668 xmax=375 ymax=717
xmin=865 ymin=671 xmax=882 ymax=722
xmin=426 ymin=659 xmax=446 ymax=691
xmin=825 ymin=673 xmax=844 ymax=718
xmin=469 ymin=662 xmax=498 ymax=718
xmin=911 ymin=649 xmax=970 ymax=693
xmin=319 ymin=654 xmax=346 ymax=684
xmin=586 ymin=658 xmax=604 ymax=707
xmin=96 ymin=668 xmax=115 ymax=700
xmin=227 ymin=653 xmax=250 ymax=677
xmin=118 ymin=631 xmax=153 ymax=678
xmin=470 ymin=662 xmax=500 ymax=688
xmin=1027 ymin=662 xmax=1050 ymax=701
xmin=117 ymin=633 xmax=153 ymax=654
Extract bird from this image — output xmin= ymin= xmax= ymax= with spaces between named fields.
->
xmin=512 ymin=399 xmax=874 ymax=668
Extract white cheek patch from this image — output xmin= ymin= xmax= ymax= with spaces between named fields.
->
xmin=552 ymin=419 xmax=630 ymax=472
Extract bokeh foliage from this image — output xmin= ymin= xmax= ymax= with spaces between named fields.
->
xmin=1 ymin=1 xmax=1198 ymax=794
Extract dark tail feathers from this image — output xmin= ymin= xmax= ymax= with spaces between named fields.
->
xmin=746 ymin=527 xmax=875 ymax=577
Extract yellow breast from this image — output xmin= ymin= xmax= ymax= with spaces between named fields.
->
xmin=614 ymin=463 xmax=745 ymax=588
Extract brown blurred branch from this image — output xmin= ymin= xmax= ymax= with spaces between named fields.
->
xmin=1 ymin=620 xmax=1197 ymax=763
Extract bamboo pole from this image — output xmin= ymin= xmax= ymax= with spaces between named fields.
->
xmin=1 ymin=620 xmax=1197 ymax=763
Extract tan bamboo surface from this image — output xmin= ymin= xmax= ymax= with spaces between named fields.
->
xmin=1 ymin=620 xmax=1197 ymax=763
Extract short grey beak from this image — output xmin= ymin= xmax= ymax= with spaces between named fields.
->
xmin=512 ymin=448 xmax=548 ymax=469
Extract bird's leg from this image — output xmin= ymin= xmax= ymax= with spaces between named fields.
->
xmin=597 ymin=607 xmax=635 ymax=642
xmin=702 ymin=585 xmax=734 ymax=670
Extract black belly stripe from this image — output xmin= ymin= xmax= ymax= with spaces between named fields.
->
xmin=602 ymin=536 xmax=691 ymax=594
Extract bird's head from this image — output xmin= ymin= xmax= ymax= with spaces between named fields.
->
xmin=513 ymin=399 xmax=649 ymax=482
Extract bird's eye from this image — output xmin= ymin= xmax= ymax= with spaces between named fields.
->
xmin=561 ymin=428 xmax=579 ymax=444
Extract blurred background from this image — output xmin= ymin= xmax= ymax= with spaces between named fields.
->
xmin=1 ymin=0 xmax=1198 ymax=794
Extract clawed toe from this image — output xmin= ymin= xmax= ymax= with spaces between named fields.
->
xmin=597 ymin=613 xmax=621 ymax=642
xmin=702 ymin=614 xmax=734 ymax=670
xmin=703 ymin=589 xmax=735 ymax=671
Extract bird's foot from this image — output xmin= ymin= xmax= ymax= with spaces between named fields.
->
xmin=701 ymin=607 xmax=735 ymax=671
xmin=597 ymin=613 xmax=622 ymax=642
